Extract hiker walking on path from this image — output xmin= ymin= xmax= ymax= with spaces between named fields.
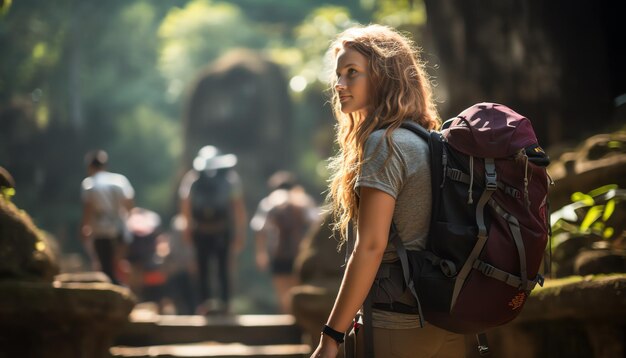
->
xmin=311 ymin=25 xmax=465 ymax=357
xmin=250 ymin=171 xmax=319 ymax=313
xmin=80 ymin=149 xmax=134 ymax=285
xmin=179 ymin=145 xmax=247 ymax=314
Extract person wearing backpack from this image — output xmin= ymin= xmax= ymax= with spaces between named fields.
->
xmin=311 ymin=25 xmax=465 ymax=358
xmin=179 ymin=145 xmax=247 ymax=314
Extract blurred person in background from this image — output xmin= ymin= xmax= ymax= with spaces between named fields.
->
xmin=179 ymin=145 xmax=247 ymax=314
xmin=126 ymin=207 xmax=168 ymax=306
xmin=251 ymin=171 xmax=319 ymax=313
xmin=80 ymin=149 xmax=134 ymax=285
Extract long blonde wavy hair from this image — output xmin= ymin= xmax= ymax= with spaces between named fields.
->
xmin=326 ymin=24 xmax=441 ymax=243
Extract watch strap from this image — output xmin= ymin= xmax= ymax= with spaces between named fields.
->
xmin=322 ymin=324 xmax=345 ymax=344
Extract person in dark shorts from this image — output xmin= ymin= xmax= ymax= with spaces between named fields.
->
xmin=251 ymin=171 xmax=318 ymax=313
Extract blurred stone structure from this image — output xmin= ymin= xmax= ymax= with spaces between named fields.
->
xmin=0 ymin=168 xmax=134 ymax=358
xmin=182 ymin=49 xmax=293 ymax=208
xmin=424 ymin=0 xmax=626 ymax=147
xmin=466 ymin=274 xmax=626 ymax=358
xmin=547 ymin=130 xmax=626 ymax=278
xmin=548 ymin=131 xmax=626 ymax=209
xmin=290 ymin=215 xmax=344 ymax=349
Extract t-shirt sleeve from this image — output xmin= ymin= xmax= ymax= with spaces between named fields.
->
xmin=250 ymin=197 xmax=270 ymax=232
xmin=81 ymin=177 xmax=92 ymax=203
xmin=119 ymin=175 xmax=135 ymax=199
xmin=355 ymin=130 xmax=406 ymax=199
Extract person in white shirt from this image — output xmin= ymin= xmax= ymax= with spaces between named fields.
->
xmin=80 ymin=149 xmax=134 ymax=285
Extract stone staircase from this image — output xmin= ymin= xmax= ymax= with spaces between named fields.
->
xmin=111 ymin=309 xmax=311 ymax=358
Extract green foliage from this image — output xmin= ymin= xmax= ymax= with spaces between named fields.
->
xmin=109 ymin=106 xmax=181 ymax=215
xmin=1 ymin=0 xmax=431 ymax=311
xmin=551 ymin=184 xmax=626 ymax=249
xmin=1 ymin=187 xmax=15 ymax=201
xmin=373 ymin=0 xmax=427 ymax=28
xmin=158 ymin=0 xmax=266 ymax=102
xmin=0 ymin=0 xmax=11 ymax=16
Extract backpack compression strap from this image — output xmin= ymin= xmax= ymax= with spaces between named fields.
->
xmin=475 ymin=198 xmax=545 ymax=292
xmin=450 ymin=158 xmax=497 ymax=310
xmin=441 ymin=159 xmax=545 ymax=292
xmin=489 ymin=198 xmax=529 ymax=290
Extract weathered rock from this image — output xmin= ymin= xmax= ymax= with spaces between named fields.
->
xmin=0 ymin=280 xmax=135 ymax=358
xmin=552 ymin=235 xmax=603 ymax=277
xmin=293 ymin=215 xmax=344 ymax=285
xmin=548 ymin=131 xmax=626 ymax=210
xmin=0 ymin=191 xmax=59 ymax=282
xmin=55 ymin=271 xmax=112 ymax=284
xmin=574 ymin=249 xmax=626 ymax=276
xmin=469 ymin=275 xmax=626 ymax=358
xmin=0 ymin=169 xmax=134 ymax=357
xmin=291 ymin=215 xmax=344 ymax=348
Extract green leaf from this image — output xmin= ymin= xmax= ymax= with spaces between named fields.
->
xmin=588 ymin=184 xmax=618 ymax=199
xmin=571 ymin=192 xmax=594 ymax=206
xmin=580 ymin=205 xmax=604 ymax=231
xmin=603 ymin=199 xmax=615 ymax=221
xmin=1 ymin=187 xmax=15 ymax=200
xmin=603 ymin=227 xmax=614 ymax=239
xmin=607 ymin=140 xmax=622 ymax=149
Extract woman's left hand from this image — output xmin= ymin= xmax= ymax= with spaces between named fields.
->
xmin=309 ymin=335 xmax=340 ymax=358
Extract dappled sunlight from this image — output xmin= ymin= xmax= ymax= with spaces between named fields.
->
xmin=1 ymin=0 xmax=625 ymax=356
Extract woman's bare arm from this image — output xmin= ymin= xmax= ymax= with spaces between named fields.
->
xmin=311 ymin=186 xmax=395 ymax=357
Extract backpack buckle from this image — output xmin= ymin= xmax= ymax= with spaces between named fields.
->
xmin=485 ymin=172 xmax=497 ymax=190
xmin=485 ymin=159 xmax=497 ymax=191
xmin=473 ymin=260 xmax=494 ymax=276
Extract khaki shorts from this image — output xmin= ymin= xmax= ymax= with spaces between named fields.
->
xmin=346 ymin=322 xmax=466 ymax=358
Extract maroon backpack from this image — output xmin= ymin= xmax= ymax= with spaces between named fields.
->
xmin=391 ymin=103 xmax=552 ymax=338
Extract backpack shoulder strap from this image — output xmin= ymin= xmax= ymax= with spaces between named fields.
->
xmin=398 ymin=122 xmax=431 ymax=142
xmin=397 ymin=121 xmax=446 ymax=230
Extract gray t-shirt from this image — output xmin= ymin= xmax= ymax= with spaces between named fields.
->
xmin=355 ymin=127 xmax=431 ymax=329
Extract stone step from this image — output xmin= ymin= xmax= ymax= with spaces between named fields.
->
xmin=111 ymin=342 xmax=310 ymax=358
xmin=115 ymin=312 xmax=303 ymax=347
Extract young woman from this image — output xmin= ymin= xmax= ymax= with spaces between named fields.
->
xmin=311 ymin=24 xmax=465 ymax=358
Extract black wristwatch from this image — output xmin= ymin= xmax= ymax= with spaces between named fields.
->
xmin=321 ymin=324 xmax=345 ymax=344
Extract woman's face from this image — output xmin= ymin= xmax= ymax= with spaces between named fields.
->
xmin=334 ymin=47 xmax=372 ymax=117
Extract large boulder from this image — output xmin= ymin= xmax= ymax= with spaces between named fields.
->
xmin=0 ymin=185 xmax=58 ymax=282
xmin=0 ymin=280 xmax=135 ymax=358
